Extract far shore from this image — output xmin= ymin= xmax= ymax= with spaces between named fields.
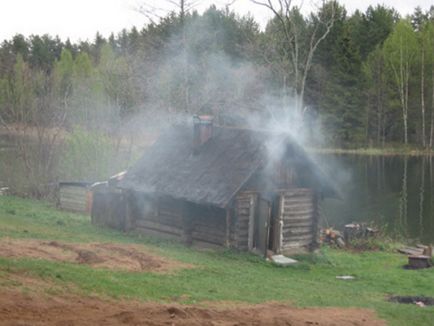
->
xmin=2 ymin=125 xmax=434 ymax=156
xmin=311 ymin=147 xmax=434 ymax=156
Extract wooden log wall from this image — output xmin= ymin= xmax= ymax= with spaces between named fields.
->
xmin=59 ymin=185 xmax=89 ymax=213
xmin=134 ymin=196 xmax=183 ymax=240
xmin=133 ymin=196 xmax=228 ymax=247
xmin=233 ymin=192 xmax=257 ymax=251
xmin=191 ymin=206 xmax=226 ymax=246
xmin=91 ymin=188 xmax=126 ymax=230
xmin=278 ymin=189 xmax=318 ymax=253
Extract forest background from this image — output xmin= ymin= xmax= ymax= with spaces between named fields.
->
xmin=1 ymin=0 xmax=434 ymax=196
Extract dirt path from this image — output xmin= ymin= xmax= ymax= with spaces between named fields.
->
xmin=0 ymin=238 xmax=387 ymax=325
xmin=0 ymin=238 xmax=191 ymax=273
xmin=0 ymin=288 xmax=386 ymax=326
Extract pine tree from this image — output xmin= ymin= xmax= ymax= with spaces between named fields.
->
xmin=320 ymin=24 xmax=364 ymax=145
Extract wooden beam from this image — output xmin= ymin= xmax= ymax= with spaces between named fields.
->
xmin=124 ymin=194 xmax=134 ymax=231
xmin=181 ymin=201 xmax=193 ymax=246
xmin=276 ymin=194 xmax=285 ymax=253
xmin=225 ymin=208 xmax=231 ymax=248
xmin=247 ymin=194 xmax=256 ymax=251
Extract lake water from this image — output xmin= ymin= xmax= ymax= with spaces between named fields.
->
xmin=1 ymin=134 xmax=433 ymax=243
xmin=321 ymin=154 xmax=434 ymax=244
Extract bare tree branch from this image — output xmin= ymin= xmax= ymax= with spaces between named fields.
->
xmin=251 ymin=0 xmax=335 ymax=112
xmin=136 ymin=0 xmax=200 ymax=23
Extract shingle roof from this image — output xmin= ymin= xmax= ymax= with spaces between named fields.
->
xmin=118 ymin=125 xmax=337 ymax=207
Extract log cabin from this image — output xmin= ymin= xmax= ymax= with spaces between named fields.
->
xmin=91 ymin=116 xmax=337 ymax=256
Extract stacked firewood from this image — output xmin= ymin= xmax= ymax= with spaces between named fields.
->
xmin=343 ymin=223 xmax=378 ymax=242
xmin=321 ymin=223 xmax=378 ymax=248
xmin=320 ymin=228 xmax=346 ymax=248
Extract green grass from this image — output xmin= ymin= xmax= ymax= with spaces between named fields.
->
xmin=1 ymin=196 xmax=434 ymax=325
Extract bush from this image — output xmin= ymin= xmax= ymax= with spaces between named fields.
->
xmin=59 ymin=127 xmax=119 ymax=181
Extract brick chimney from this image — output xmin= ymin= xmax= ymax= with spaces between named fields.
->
xmin=193 ymin=115 xmax=214 ymax=154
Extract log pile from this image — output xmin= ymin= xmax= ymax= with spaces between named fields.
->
xmin=320 ymin=223 xmax=378 ymax=249
xmin=320 ymin=228 xmax=345 ymax=248
xmin=343 ymin=223 xmax=378 ymax=242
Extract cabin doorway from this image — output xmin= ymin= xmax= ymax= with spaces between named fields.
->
xmin=252 ymin=197 xmax=271 ymax=256
xmin=268 ymin=195 xmax=280 ymax=252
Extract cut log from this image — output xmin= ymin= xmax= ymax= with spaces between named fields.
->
xmin=408 ymin=255 xmax=432 ymax=269
xmin=416 ymin=244 xmax=428 ymax=250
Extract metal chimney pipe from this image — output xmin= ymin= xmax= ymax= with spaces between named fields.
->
xmin=193 ymin=115 xmax=214 ymax=154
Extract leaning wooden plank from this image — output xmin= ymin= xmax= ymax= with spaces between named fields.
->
xmin=398 ymin=247 xmax=424 ymax=256
xmin=416 ymin=244 xmax=428 ymax=250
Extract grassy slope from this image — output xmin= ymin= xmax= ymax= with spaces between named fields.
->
xmin=0 ymin=196 xmax=433 ymax=325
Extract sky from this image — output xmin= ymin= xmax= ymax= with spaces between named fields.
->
xmin=0 ymin=0 xmax=433 ymax=43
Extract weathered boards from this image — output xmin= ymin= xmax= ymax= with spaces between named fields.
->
xmin=276 ymin=189 xmax=319 ymax=254
xmin=58 ymin=182 xmax=92 ymax=213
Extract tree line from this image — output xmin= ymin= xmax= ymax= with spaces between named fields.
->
xmin=1 ymin=2 xmax=434 ymax=150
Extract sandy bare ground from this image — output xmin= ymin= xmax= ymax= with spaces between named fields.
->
xmin=0 ymin=239 xmax=387 ymax=325
xmin=0 ymin=238 xmax=191 ymax=273
xmin=0 ymin=288 xmax=386 ymax=326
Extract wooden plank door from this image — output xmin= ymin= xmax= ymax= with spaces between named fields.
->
xmin=253 ymin=197 xmax=271 ymax=257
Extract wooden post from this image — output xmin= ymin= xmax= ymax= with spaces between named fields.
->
xmin=311 ymin=190 xmax=320 ymax=250
xmin=225 ymin=208 xmax=231 ymax=248
xmin=247 ymin=194 xmax=256 ymax=251
xmin=124 ymin=194 xmax=134 ymax=232
xmin=264 ymin=203 xmax=271 ymax=258
xmin=275 ymin=193 xmax=285 ymax=253
xmin=181 ymin=201 xmax=193 ymax=246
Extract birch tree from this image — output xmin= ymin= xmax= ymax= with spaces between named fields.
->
xmin=413 ymin=8 xmax=429 ymax=147
xmin=383 ymin=20 xmax=417 ymax=145
xmin=419 ymin=28 xmax=427 ymax=147
xmin=423 ymin=23 xmax=434 ymax=148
